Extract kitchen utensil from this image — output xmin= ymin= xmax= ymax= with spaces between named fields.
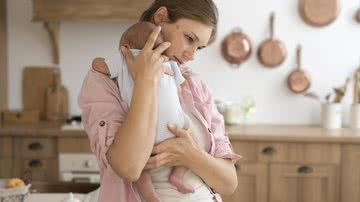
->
xmin=333 ymin=77 xmax=350 ymax=103
xmin=287 ymin=45 xmax=312 ymax=94
xmin=45 ymin=68 xmax=69 ymax=122
xmin=356 ymin=3 xmax=360 ymax=23
xmin=22 ymin=67 xmax=57 ymax=119
xmin=299 ymin=0 xmax=340 ymax=27
xmin=353 ymin=68 xmax=360 ymax=104
xmin=257 ymin=12 xmax=287 ymax=68
xmin=221 ymin=28 xmax=252 ymax=66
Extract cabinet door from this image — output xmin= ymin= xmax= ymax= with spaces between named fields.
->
xmin=341 ymin=145 xmax=360 ymax=202
xmin=222 ymin=163 xmax=267 ymax=202
xmin=0 ymin=159 xmax=13 ymax=178
xmin=14 ymin=158 xmax=58 ymax=182
xmin=269 ymin=163 xmax=339 ymax=202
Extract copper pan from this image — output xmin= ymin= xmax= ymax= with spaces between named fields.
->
xmin=221 ymin=28 xmax=252 ymax=66
xmin=355 ymin=6 xmax=360 ymax=23
xmin=287 ymin=45 xmax=312 ymax=94
xmin=299 ymin=0 xmax=340 ymax=27
xmin=257 ymin=12 xmax=287 ymax=68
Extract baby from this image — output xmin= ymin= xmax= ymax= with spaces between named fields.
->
xmin=93 ymin=22 xmax=196 ymax=202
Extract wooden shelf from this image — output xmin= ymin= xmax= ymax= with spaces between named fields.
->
xmin=32 ymin=0 xmax=152 ymax=22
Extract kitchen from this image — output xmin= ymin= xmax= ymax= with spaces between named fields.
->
xmin=1 ymin=0 xmax=360 ymax=202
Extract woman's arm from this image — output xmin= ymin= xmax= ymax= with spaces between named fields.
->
xmin=148 ymin=125 xmax=237 ymax=195
xmin=106 ymin=27 xmax=171 ymax=182
xmin=187 ymin=143 xmax=237 ymax=195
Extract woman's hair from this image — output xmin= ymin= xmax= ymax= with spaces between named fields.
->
xmin=140 ymin=0 xmax=218 ymax=44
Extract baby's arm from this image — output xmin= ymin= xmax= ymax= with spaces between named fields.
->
xmin=92 ymin=57 xmax=110 ymax=75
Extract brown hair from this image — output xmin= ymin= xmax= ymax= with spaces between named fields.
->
xmin=139 ymin=0 xmax=218 ymax=44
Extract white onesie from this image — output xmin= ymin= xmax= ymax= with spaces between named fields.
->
xmin=106 ymin=49 xmax=191 ymax=144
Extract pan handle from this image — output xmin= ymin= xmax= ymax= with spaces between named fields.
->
xmin=270 ymin=12 xmax=275 ymax=39
xmin=296 ymin=45 xmax=302 ymax=70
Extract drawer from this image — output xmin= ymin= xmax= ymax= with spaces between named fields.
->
xmin=14 ymin=137 xmax=56 ymax=158
xmin=232 ymin=141 xmax=258 ymax=162
xmin=258 ymin=142 xmax=341 ymax=164
xmin=58 ymin=137 xmax=92 ymax=153
xmin=0 ymin=158 xmax=13 ymax=178
xmin=14 ymin=158 xmax=57 ymax=182
xmin=0 ymin=137 xmax=13 ymax=157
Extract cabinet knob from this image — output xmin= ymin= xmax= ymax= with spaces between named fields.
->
xmin=297 ymin=165 xmax=313 ymax=174
xmin=28 ymin=142 xmax=43 ymax=151
xmin=261 ymin=146 xmax=276 ymax=155
xmin=28 ymin=159 xmax=42 ymax=168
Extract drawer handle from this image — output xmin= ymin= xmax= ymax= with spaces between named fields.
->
xmin=297 ymin=165 xmax=313 ymax=174
xmin=28 ymin=142 xmax=43 ymax=151
xmin=262 ymin=146 xmax=276 ymax=155
xmin=28 ymin=159 xmax=42 ymax=168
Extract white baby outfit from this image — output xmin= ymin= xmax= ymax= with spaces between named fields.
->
xmin=105 ymin=49 xmax=219 ymax=201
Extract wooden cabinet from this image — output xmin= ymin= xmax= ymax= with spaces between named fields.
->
xmin=223 ymin=141 xmax=341 ymax=202
xmin=222 ymin=162 xmax=267 ymax=202
xmin=32 ymin=0 xmax=153 ymax=22
xmin=270 ymin=163 xmax=339 ymax=202
xmin=0 ymin=0 xmax=7 ymax=110
xmin=0 ymin=137 xmax=13 ymax=178
xmin=13 ymin=137 xmax=58 ymax=182
xmin=0 ymin=134 xmax=92 ymax=182
xmin=341 ymin=144 xmax=360 ymax=202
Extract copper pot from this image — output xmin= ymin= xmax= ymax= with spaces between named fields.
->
xmin=299 ymin=0 xmax=340 ymax=27
xmin=287 ymin=45 xmax=312 ymax=94
xmin=355 ymin=7 xmax=360 ymax=23
xmin=257 ymin=12 xmax=287 ymax=68
xmin=221 ymin=28 xmax=252 ymax=66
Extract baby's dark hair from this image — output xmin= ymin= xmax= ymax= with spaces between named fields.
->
xmin=119 ymin=22 xmax=164 ymax=50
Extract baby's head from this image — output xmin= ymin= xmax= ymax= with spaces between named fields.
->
xmin=119 ymin=22 xmax=165 ymax=51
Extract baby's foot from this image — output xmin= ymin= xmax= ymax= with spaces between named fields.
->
xmin=168 ymin=175 xmax=194 ymax=194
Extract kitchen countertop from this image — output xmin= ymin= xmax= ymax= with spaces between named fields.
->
xmin=2 ymin=122 xmax=360 ymax=143
xmin=227 ymin=124 xmax=360 ymax=143
xmin=0 ymin=122 xmax=86 ymax=137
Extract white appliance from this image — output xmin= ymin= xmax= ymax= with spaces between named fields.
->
xmin=59 ymin=153 xmax=100 ymax=183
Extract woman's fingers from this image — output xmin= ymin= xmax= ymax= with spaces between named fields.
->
xmin=144 ymin=152 xmax=170 ymax=169
xmin=143 ymin=26 xmax=162 ymax=51
xmin=167 ymin=124 xmax=188 ymax=138
xmin=153 ymin=42 xmax=171 ymax=57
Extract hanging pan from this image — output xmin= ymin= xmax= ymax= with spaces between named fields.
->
xmin=257 ymin=12 xmax=287 ymax=68
xmin=287 ymin=45 xmax=312 ymax=94
xmin=299 ymin=0 xmax=340 ymax=27
xmin=221 ymin=28 xmax=252 ymax=66
xmin=355 ymin=2 xmax=360 ymax=23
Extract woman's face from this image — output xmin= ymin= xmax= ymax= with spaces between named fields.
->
xmin=153 ymin=8 xmax=213 ymax=65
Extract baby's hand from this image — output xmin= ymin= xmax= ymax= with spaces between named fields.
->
xmin=92 ymin=57 xmax=110 ymax=75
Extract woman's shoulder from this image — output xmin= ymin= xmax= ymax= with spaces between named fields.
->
xmin=79 ymin=68 xmax=122 ymax=105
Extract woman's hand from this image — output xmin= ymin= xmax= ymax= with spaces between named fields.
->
xmin=144 ymin=124 xmax=200 ymax=170
xmin=121 ymin=26 xmax=171 ymax=83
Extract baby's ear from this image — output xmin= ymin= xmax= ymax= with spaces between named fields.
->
xmin=92 ymin=57 xmax=110 ymax=75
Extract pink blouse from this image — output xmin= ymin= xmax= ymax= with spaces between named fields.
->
xmin=78 ymin=68 xmax=241 ymax=202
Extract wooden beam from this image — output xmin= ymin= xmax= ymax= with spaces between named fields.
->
xmin=43 ymin=22 xmax=60 ymax=65
xmin=0 ymin=0 xmax=7 ymax=110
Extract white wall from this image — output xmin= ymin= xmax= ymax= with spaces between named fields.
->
xmin=6 ymin=0 xmax=360 ymax=124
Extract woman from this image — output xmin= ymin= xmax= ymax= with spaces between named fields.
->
xmin=78 ymin=0 xmax=241 ymax=201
